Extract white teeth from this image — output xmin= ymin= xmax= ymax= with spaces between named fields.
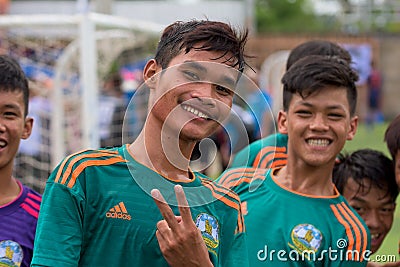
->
xmin=307 ymin=139 xmax=330 ymax=146
xmin=0 ymin=140 xmax=6 ymax=147
xmin=371 ymin=234 xmax=380 ymax=240
xmin=182 ymin=105 xmax=209 ymax=119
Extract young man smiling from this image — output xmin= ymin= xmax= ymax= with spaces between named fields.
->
xmin=217 ymin=55 xmax=370 ymax=266
xmin=32 ymin=20 xmax=249 ymax=267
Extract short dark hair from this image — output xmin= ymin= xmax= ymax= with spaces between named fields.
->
xmin=0 ymin=55 xmax=30 ymax=117
xmin=281 ymin=55 xmax=358 ymax=116
xmin=333 ymin=149 xmax=398 ymax=202
xmin=384 ymin=114 xmax=400 ymax=160
xmin=154 ymin=20 xmax=249 ymax=72
xmin=286 ymin=40 xmax=352 ymax=70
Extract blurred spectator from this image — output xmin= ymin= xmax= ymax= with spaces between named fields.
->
xmin=0 ymin=0 xmax=9 ymax=14
xmin=244 ymin=67 xmax=274 ymax=138
xmin=366 ymin=60 xmax=384 ymax=128
xmin=98 ymin=73 xmax=126 ymax=147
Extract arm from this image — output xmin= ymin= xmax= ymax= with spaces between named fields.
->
xmin=151 ymin=185 xmax=213 ymax=267
xmin=31 ymin=173 xmax=84 ymax=267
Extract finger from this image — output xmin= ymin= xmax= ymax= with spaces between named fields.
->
xmin=156 ymin=220 xmax=173 ymax=239
xmin=151 ymin=189 xmax=180 ymax=231
xmin=155 ymin=229 xmax=168 ymax=253
xmin=174 ymin=185 xmax=192 ymax=223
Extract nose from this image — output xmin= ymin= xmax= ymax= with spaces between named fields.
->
xmin=364 ymin=210 xmax=381 ymax=230
xmin=192 ymin=83 xmax=217 ymax=107
xmin=309 ymin=114 xmax=329 ymax=131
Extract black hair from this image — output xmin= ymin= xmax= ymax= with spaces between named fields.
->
xmin=0 ymin=55 xmax=30 ymax=117
xmin=281 ymin=55 xmax=358 ymax=116
xmin=286 ymin=40 xmax=352 ymax=70
xmin=154 ymin=20 xmax=249 ymax=72
xmin=333 ymin=149 xmax=398 ymax=202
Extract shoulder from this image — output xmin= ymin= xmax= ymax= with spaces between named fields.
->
xmin=252 ymin=133 xmax=288 ymax=168
xmin=197 ymin=175 xmax=246 ymax=234
xmin=199 ymin=176 xmax=241 ymax=210
xmin=216 ymin=167 xmax=269 ymax=194
xmin=51 ymin=147 xmax=127 ymax=188
xmin=20 ymin=184 xmax=42 ymax=220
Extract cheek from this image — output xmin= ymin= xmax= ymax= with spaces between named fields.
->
xmin=396 ymin=159 xmax=400 ymax=188
xmin=383 ymin=214 xmax=394 ymax=231
xmin=396 ymin=170 xmax=400 ymax=189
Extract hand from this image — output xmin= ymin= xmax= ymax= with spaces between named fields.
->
xmin=367 ymin=261 xmax=400 ymax=267
xmin=151 ymin=185 xmax=213 ymax=267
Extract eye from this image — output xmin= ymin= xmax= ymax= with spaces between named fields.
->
xmin=380 ymin=205 xmax=395 ymax=214
xmin=215 ymin=85 xmax=232 ymax=96
xmin=183 ymin=70 xmax=200 ymax=81
xmin=328 ymin=113 xmax=344 ymax=119
xmin=295 ymin=110 xmax=312 ymax=117
xmin=4 ymin=111 xmax=18 ymax=118
xmin=351 ymin=205 xmax=365 ymax=214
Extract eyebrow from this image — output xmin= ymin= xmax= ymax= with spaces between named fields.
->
xmin=298 ymin=102 xmax=346 ymax=110
xmin=351 ymin=196 xmax=395 ymax=205
xmin=3 ymin=103 xmax=21 ymax=110
xmin=182 ymin=60 xmax=236 ymax=89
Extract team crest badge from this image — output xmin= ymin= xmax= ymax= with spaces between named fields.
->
xmin=289 ymin=224 xmax=323 ymax=256
xmin=0 ymin=240 xmax=23 ymax=267
xmin=195 ymin=213 xmax=219 ymax=250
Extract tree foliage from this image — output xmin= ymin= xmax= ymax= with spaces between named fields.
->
xmin=256 ymin=0 xmax=339 ymax=34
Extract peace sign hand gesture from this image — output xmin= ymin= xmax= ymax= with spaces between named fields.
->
xmin=151 ymin=185 xmax=214 ymax=267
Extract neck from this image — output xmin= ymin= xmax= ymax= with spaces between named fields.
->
xmin=0 ymin=173 xmax=21 ymax=206
xmin=129 ymin=121 xmax=197 ymax=181
xmin=275 ymin=161 xmax=336 ymax=196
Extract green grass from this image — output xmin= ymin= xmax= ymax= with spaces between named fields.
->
xmin=343 ymin=122 xmax=399 ymax=261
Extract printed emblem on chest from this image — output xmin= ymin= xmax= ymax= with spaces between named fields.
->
xmin=0 ymin=240 xmax=23 ymax=267
xmin=195 ymin=213 xmax=219 ymax=252
xmin=288 ymin=223 xmax=323 ymax=257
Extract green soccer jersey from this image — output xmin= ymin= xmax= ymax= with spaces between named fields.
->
xmin=231 ymin=133 xmax=288 ymax=169
xmin=32 ymin=145 xmax=248 ymax=267
xmin=217 ymin=167 xmax=371 ymax=267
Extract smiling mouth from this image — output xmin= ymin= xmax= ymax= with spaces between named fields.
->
xmin=371 ymin=233 xmax=381 ymax=241
xmin=182 ymin=104 xmax=210 ymax=120
xmin=306 ymin=138 xmax=331 ymax=146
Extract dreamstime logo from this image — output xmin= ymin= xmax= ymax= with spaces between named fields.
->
xmin=257 ymin=239 xmax=372 ymax=262
xmin=121 ymin=61 xmax=276 ymax=206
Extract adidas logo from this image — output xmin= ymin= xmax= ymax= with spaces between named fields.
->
xmin=106 ymin=202 xmax=131 ymax=220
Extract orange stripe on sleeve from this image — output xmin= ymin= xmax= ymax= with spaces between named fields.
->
xmin=67 ymin=157 xmax=127 ymax=188
xmin=259 ymin=152 xmax=288 ymax=168
xmin=330 ymin=204 xmax=355 ymax=252
xmin=252 ymin=147 xmax=277 ymax=168
xmin=270 ymin=159 xmax=288 ymax=169
xmin=218 ymin=168 xmax=251 ymax=185
xmin=59 ymin=152 xmax=124 ymax=185
xmin=55 ymin=150 xmax=89 ymax=183
xmin=202 ymin=179 xmax=245 ymax=233
xmin=201 ymin=180 xmax=240 ymax=211
xmin=337 ymin=203 xmax=363 ymax=260
xmin=341 ymin=203 xmax=369 ymax=261
xmin=218 ymin=168 xmax=267 ymax=189
xmin=202 ymin=179 xmax=241 ymax=203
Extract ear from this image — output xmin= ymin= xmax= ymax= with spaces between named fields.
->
xmin=143 ymin=59 xmax=160 ymax=89
xmin=277 ymin=110 xmax=288 ymax=134
xmin=346 ymin=115 xmax=358 ymax=141
xmin=21 ymin=117 xmax=33 ymax=140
